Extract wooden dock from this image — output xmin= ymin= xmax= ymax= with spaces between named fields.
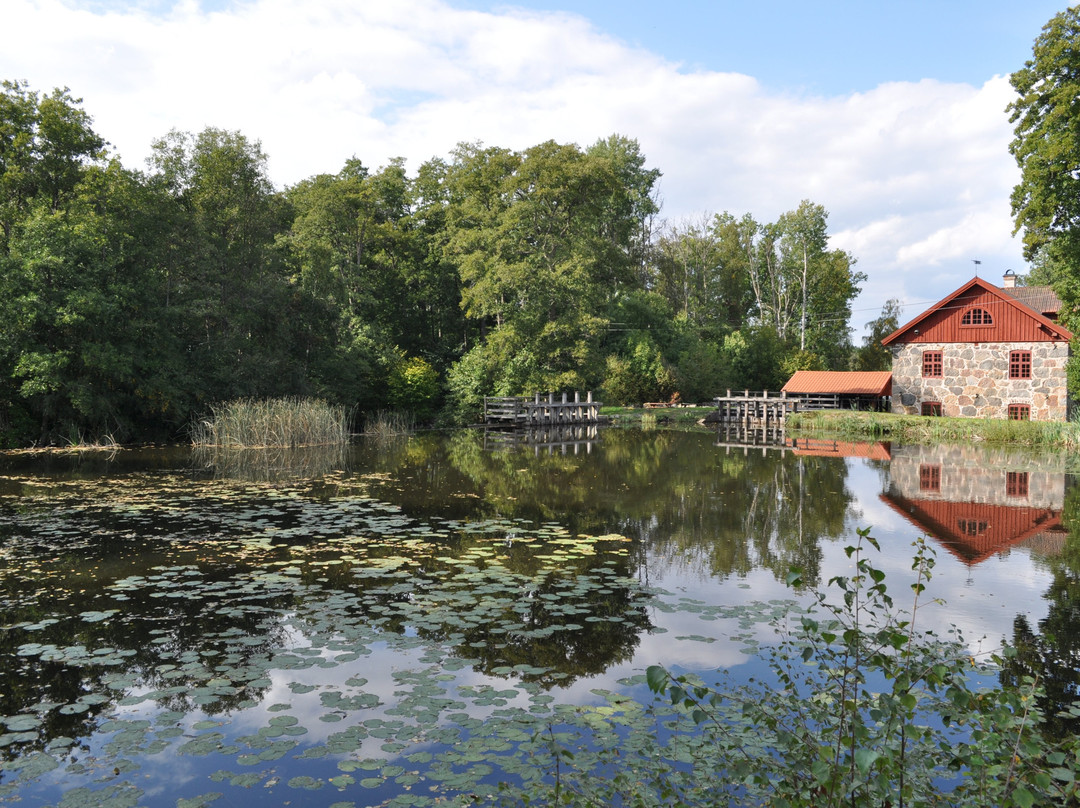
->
xmin=484 ymin=424 xmax=600 ymax=454
xmin=714 ymin=390 xmax=799 ymax=426
xmin=483 ymin=392 xmax=601 ymax=425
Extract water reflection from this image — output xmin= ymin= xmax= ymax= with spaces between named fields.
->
xmin=881 ymin=444 xmax=1067 ymax=565
xmin=2 ymin=431 xmax=1080 ymax=803
xmin=192 ymin=444 xmax=349 ymax=481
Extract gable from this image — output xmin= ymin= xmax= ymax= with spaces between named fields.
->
xmin=882 ymin=277 xmax=1072 ymax=345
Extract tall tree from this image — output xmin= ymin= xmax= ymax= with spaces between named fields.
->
xmin=851 ymin=298 xmax=902 ymax=371
xmin=445 ymin=137 xmax=660 ymax=402
xmin=1008 ymin=6 xmax=1080 ymax=265
xmin=0 ymin=81 xmax=106 ymax=251
xmin=1008 ymin=6 xmax=1080 ymax=397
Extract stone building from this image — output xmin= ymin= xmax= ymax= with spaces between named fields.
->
xmin=881 ymin=444 xmax=1066 ymax=564
xmin=882 ymin=273 xmax=1072 ymax=420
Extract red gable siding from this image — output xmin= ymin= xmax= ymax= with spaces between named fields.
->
xmin=883 ymin=277 xmax=1071 ymax=345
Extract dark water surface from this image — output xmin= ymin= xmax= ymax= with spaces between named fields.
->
xmin=0 ymin=429 xmax=1074 ymax=806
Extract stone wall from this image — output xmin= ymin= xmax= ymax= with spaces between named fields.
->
xmin=887 ymin=444 xmax=1065 ymax=509
xmin=889 ymin=341 xmax=1069 ymax=420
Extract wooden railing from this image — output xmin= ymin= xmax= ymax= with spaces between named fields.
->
xmin=483 ymin=391 xmax=601 ymax=425
xmin=714 ymin=390 xmax=800 ymax=425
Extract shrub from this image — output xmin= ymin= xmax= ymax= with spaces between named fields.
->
xmin=493 ymin=533 xmax=1080 ymax=807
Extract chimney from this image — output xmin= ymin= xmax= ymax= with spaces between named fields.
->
xmin=1003 ymin=269 xmax=1017 ymax=288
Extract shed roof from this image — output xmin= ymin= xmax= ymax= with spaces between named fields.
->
xmin=781 ymin=370 xmax=892 ymax=397
xmin=786 ymin=438 xmax=892 ymax=461
xmin=1002 ymin=285 xmax=1062 ymax=317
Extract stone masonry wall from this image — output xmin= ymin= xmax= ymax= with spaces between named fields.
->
xmin=887 ymin=444 xmax=1065 ymax=509
xmin=890 ymin=341 xmax=1069 ymax=421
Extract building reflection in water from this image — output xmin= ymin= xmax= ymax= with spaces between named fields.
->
xmin=881 ymin=444 xmax=1067 ymax=565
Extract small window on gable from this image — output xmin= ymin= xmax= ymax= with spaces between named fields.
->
xmin=957 ymin=519 xmax=989 ymax=537
xmin=961 ymin=307 xmax=993 ymax=326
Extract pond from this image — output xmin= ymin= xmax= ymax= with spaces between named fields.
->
xmin=0 ymin=427 xmax=1075 ymax=806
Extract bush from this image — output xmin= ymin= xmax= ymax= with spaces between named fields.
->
xmin=494 ymin=533 xmax=1080 ymax=807
xmin=387 ymin=354 xmax=440 ymax=421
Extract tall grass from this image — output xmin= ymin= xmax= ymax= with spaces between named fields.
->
xmin=363 ymin=410 xmax=414 ymax=439
xmin=787 ymin=409 xmax=1080 ymax=447
xmin=191 ymin=398 xmax=349 ymax=448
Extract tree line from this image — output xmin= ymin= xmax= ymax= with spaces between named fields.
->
xmin=0 ymin=79 xmax=881 ymax=445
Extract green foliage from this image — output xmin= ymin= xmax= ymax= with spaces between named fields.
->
xmin=673 ymin=336 xmax=726 ymax=402
xmin=504 ymin=534 xmax=1080 ymax=807
xmin=788 ymin=408 xmax=1080 ymax=448
xmin=387 ymin=354 xmax=440 ymax=420
xmin=724 ymin=327 xmax=787 ymax=391
xmin=1009 ymin=6 xmax=1080 ymax=263
xmin=851 ymin=298 xmax=902 ymax=372
xmin=444 ymin=137 xmax=660 ymax=399
xmin=780 ymin=348 xmax=826 ymax=378
xmin=0 ymin=81 xmax=878 ymax=442
xmin=602 ymin=334 xmax=677 ymax=405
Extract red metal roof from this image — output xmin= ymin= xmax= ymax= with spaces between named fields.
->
xmin=781 ymin=370 xmax=892 ymax=397
xmin=786 ymin=438 xmax=892 ymax=461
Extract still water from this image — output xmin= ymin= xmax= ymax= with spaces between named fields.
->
xmin=0 ymin=428 xmax=1074 ymax=806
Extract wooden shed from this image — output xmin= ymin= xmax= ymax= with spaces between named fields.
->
xmin=781 ymin=370 xmax=893 ymax=411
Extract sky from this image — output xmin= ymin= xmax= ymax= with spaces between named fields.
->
xmin=3 ymin=0 xmax=1071 ymax=337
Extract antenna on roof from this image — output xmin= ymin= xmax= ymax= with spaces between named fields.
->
xmin=972 ymin=259 xmax=981 ymax=277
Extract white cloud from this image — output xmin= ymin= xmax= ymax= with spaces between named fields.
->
xmin=3 ymin=0 xmax=1029 ymax=311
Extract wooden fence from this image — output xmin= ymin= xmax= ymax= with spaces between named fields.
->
xmin=483 ymin=392 xmax=601 ymax=425
xmin=714 ymin=390 xmax=800 ymax=426
xmin=483 ymin=424 xmax=600 ymax=454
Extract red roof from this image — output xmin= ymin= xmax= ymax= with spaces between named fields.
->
xmin=786 ymin=438 xmax=892 ymax=460
xmin=781 ymin=370 xmax=892 ymax=397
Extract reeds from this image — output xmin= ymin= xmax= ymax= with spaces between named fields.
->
xmin=191 ymin=398 xmax=349 ymax=448
xmin=787 ymin=409 xmax=1080 ymax=447
xmin=363 ymin=410 xmax=414 ymax=439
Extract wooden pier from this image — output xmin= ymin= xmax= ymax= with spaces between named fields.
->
xmin=484 ymin=424 xmax=600 ymax=454
xmin=483 ymin=392 xmax=601 ymax=426
xmin=714 ymin=390 xmax=800 ymax=426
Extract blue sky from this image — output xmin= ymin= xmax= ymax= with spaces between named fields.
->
xmin=459 ymin=1 xmax=1065 ymax=93
xmin=4 ymin=0 xmax=1072 ymax=332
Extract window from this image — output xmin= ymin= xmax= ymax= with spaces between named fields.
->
xmin=1008 ymin=404 xmax=1031 ymax=421
xmin=921 ymin=401 xmax=943 ymax=417
xmin=922 ymin=350 xmax=942 ymax=378
xmin=1009 ymin=350 xmax=1032 ymax=379
xmin=957 ymin=519 xmax=989 ymax=537
xmin=919 ymin=464 xmax=941 ymax=492
xmin=1007 ymin=471 xmax=1029 ymax=497
xmin=961 ymin=307 xmax=993 ymax=326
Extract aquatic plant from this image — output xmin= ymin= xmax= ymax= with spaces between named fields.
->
xmin=191 ymin=397 xmax=349 ymax=448
xmin=363 ymin=409 xmax=415 ymax=439
xmin=788 ymin=409 xmax=1080 ymax=448
xmin=628 ymin=533 xmax=1080 ymax=808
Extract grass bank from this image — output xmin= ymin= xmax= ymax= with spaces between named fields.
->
xmin=787 ymin=409 xmax=1080 ymax=447
xmin=601 ymin=405 xmax=716 ymax=429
